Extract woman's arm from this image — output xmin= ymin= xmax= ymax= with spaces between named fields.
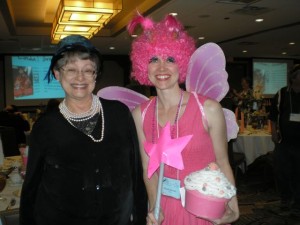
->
xmin=131 ymin=106 xmax=163 ymax=225
xmin=128 ymin=109 xmax=148 ymax=225
xmin=204 ymin=99 xmax=239 ymax=224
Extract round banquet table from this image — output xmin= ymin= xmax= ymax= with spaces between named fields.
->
xmin=232 ymin=128 xmax=275 ymax=166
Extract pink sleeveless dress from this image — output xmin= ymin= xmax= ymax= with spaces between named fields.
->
xmin=141 ymin=94 xmax=216 ymax=225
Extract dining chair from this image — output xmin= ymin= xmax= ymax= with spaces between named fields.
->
xmin=0 ymin=209 xmax=19 ymax=225
xmin=228 ymin=140 xmax=247 ymax=179
xmin=0 ymin=126 xmax=19 ymax=157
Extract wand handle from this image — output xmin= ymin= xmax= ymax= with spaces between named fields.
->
xmin=154 ymin=163 xmax=165 ymax=222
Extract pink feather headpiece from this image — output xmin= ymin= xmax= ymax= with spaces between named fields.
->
xmin=128 ymin=14 xmax=196 ymax=86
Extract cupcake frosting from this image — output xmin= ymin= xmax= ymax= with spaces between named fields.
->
xmin=184 ymin=162 xmax=236 ymax=199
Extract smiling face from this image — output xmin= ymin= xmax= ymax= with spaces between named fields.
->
xmin=147 ymin=56 xmax=179 ymax=90
xmin=129 ymin=15 xmax=196 ymax=86
xmin=54 ymin=58 xmax=97 ymax=102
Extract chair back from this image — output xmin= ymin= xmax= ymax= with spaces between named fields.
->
xmin=0 ymin=209 xmax=19 ymax=225
xmin=228 ymin=139 xmax=246 ymax=178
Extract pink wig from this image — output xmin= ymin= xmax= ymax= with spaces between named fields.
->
xmin=128 ymin=14 xmax=196 ymax=86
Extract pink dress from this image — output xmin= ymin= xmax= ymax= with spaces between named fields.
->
xmin=141 ymin=94 xmax=216 ymax=225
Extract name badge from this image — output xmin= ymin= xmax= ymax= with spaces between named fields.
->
xmin=162 ymin=177 xmax=181 ymax=199
xmin=290 ymin=113 xmax=300 ymax=122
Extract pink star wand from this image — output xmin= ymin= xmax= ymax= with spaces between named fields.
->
xmin=144 ymin=122 xmax=193 ymax=221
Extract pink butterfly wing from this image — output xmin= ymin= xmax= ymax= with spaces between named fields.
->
xmin=186 ymin=43 xmax=229 ymax=102
xmin=186 ymin=43 xmax=238 ymax=141
xmin=97 ymin=86 xmax=149 ymax=111
xmin=223 ymin=108 xmax=239 ymax=141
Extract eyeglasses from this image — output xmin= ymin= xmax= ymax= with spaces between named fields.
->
xmin=60 ymin=67 xmax=96 ymax=79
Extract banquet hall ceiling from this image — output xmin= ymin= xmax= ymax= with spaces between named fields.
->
xmin=0 ymin=0 xmax=300 ymax=59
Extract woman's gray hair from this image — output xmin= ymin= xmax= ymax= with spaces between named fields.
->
xmin=53 ymin=51 xmax=101 ymax=73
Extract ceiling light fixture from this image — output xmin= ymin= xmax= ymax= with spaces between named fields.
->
xmin=255 ymin=18 xmax=264 ymax=22
xmin=51 ymin=0 xmax=122 ymax=43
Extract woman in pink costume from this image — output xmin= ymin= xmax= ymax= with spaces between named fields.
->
xmin=128 ymin=15 xmax=239 ymax=225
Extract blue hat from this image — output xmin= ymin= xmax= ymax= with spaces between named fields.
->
xmin=45 ymin=35 xmax=101 ymax=82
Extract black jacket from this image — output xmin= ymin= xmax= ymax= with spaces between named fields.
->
xmin=20 ymin=98 xmax=147 ymax=225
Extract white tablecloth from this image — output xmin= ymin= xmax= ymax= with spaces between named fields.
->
xmin=0 ymin=156 xmax=22 ymax=216
xmin=232 ymin=129 xmax=275 ymax=166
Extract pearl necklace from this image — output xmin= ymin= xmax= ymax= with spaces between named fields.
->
xmin=59 ymin=95 xmax=105 ymax=142
xmin=59 ymin=95 xmax=99 ymax=121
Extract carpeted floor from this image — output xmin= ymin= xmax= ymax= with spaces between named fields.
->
xmin=233 ymin=166 xmax=300 ymax=225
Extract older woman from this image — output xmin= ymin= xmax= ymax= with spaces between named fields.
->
xmin=20 ymin=35 xmax=146 ymax=225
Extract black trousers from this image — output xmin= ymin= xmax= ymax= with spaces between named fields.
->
xmin=274 ymin=142 xmax=300 ymax=209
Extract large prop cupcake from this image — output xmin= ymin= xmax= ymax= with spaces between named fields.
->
xmin=184 ymin=162 xmax=236 ymax=220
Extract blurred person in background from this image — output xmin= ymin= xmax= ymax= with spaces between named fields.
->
xmin=0 ymin=104 xmax=30 ymax=145
xmin=233 ymin=77 xmax=254 ymax=111
xmin=269 ymin=64 xmax=300 ymax=219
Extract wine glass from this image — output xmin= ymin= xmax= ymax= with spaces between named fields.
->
xmin=0 ymin=174 xmax=7 ymax=202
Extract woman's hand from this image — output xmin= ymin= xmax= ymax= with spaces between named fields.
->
xmin=211 ymin=201 xmax=239 ymax=225
xmin=146 ymin=208 xmax=164 ymax=225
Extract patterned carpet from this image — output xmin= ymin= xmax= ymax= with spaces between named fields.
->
xmin=233 ymin=164 xmax=300 ymax=225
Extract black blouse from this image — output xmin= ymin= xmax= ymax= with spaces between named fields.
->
xmin=20 ymin=98 xmax=147 ymax=225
